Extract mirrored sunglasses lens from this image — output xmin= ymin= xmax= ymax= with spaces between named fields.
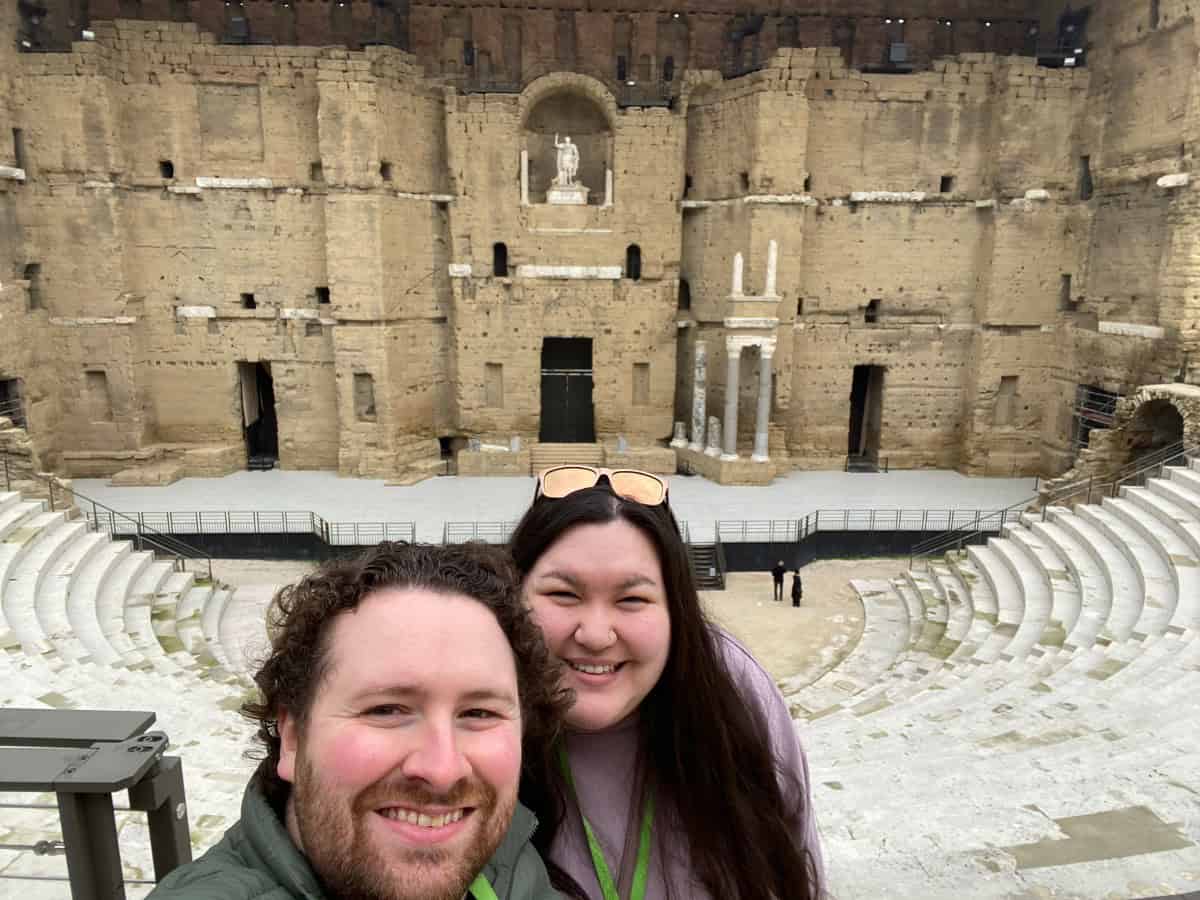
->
xmin=610 ymin=472 xmax=665 ymax=505
xmin=541 ymin=467 xmax=599 ymax=498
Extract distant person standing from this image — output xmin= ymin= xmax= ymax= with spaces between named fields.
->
xmin=791 ymin=569 xmax=803 ymax=608
xmin=771 ymin=560 xmax=786 ymax=602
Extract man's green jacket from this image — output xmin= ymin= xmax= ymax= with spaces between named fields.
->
xmin=149 ymin=781 xmax=563 ymax=899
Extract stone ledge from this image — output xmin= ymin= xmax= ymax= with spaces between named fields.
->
xmin=676 ymin=446 xmax=776 ymax=485
xmin=49 ymin=316 xmax=137 ymax=326
xmin=448 ymin=263 xmax=472 ymax=278
xmin=1157 ymin=173 xmax=1190 ymax=190
xmin=455 ymin=448 xmax=531 ymax=476
xmin=195 ymin=177 xmax=274 ymax=190
xmin=279 ymin=308 xmax=319 ymax=320
xmin=0 ymin=166 xmax=27 ymax=181
xmin=176 ymin=306 xmax=216 ymax=318
xmin=1098 ymin=321 xmax=1166 ymax=339
xmin=849 ymin=191 xmax=927 ymax=204
xmin=516 ymin=265 xmax=622 ymax=280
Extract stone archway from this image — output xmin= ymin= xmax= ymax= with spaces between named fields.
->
xmin=1127 ymin=397 xmax=1184 ymax=462
xmin=520 ymin=76 xmax=614 ymax=205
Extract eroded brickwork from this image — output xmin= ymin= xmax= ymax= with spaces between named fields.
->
xmin=0 ymin=0 xmax=1196 ymax=483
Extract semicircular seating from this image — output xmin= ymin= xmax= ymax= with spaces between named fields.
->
xmin=796 ymin=457 xmax=1200 ymax=898
xmin=0 ymin=491 xmax=256 ymax=891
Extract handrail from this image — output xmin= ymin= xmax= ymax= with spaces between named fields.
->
xmin=84 ymin=508 xmax=416 ymax=547
xmin=910 ymin=440 xmax=1199 ymax=565
xmin=47 ymin=479 xmax=216 ymax=582
xmin=714 ymin=534 xmax=727 ymax=590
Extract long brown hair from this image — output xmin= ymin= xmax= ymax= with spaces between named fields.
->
xmin=510 ymin=487 xmax=821 ymax=900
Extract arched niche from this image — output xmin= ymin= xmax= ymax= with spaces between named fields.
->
xmin=1127 ymin=398 xmax=1185 ymax=461
xmin=522 ymin=80 xmax=614 ymax=206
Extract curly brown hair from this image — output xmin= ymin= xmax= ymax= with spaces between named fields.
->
xmin=242 ymin=541 xmax=573 ymax=811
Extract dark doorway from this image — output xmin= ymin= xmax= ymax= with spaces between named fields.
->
xmin=1128 ymin=399 xmax=1184 ymax=464
xmin=493 ymin=242 xmax=508 ymax=277
xmin=0 ymin=377 xmax=27 ymax=428
xmin=540 ymin=338 xmax=595 ymax=443
xmin=239 ymin=362 xmax=279 ymax=469
xmin=847 ymin=365 xmax=885 ymax=466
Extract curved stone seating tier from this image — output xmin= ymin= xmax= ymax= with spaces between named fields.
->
xmin=1048 ymin=508 xmax=1143 ymax=641
xmin=1025 ymin=516 xmax=1109 ymax=650
xmin=783 ymin=580 xmax=911 ymax=716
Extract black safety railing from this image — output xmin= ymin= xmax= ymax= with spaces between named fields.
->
xmin=0 ymin=449 xmax=216 ymax=582
xmin=443 ymin=521 xmax=520 ymax=545
xmin=85 ymin=508 xmax=416 ymax=548
xmin=0 ymin=708 xmax=190 ymax=898
xmin=910 ymin=440 xmax=1198 ymax=565
xmin=715 ymin=508 xmax=1016 ymax=545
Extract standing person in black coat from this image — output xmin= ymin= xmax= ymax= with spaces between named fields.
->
xmin=771 ymin=560 xmax=786 ymax=602
xmin=791 ymin=569 xmax=803 ymax=607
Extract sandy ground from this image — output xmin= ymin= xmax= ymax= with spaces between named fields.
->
xmin=702 ymin=559 xmax=911 ymax=687
xmin=212 ymin=556 xmax=910 ymax=691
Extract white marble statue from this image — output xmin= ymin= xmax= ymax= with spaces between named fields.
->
xmin=553 ymin=134 xmax=580 ymax=187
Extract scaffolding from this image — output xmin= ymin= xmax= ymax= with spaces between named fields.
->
xmin=1071 ymin=384 xmax=1122 ymax=452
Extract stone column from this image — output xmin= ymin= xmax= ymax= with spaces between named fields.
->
xmin=520 ymin=150 xmax=529 ymax=205
xmin=604 ymin=168 xmax=613 ymax=207
xmin=690 ymin=340 xmax=707 ymax=451
xmin=764 ymin=239 xmax=779 ymax=297
xmin=752 ymin=339 xmax=776 ymax=462
xmin=731 ymin=252 xmax=744 ymax=297
xmin=722 ymin=339 xmax=742 ymax=460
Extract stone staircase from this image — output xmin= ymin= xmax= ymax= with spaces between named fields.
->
xmin=0 ymin=491 xmax=256 ymax=893
xmin=791 ymin=456 xmax=1200 ymax=898
xmin=528 ymin=442 xmax=604 ymax=474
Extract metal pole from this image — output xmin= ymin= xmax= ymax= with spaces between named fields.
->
xmin=127 ymin=757 xmax=192 ymax=882
xmin=56 ymin=791 xmax=125 ymax=900
xmin=3 ymin=455 xmax=9 ymax=492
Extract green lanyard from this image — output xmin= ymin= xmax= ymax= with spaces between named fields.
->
xmin=469 ymin=874 xmax=500 ymax=900
xmin=558 ymin=745 xmax=656 ymax=900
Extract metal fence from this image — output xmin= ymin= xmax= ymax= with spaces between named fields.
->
xmin=713 ymin=508 xmax=1025 ymax=544
xmin=85 ymin=509 xmax=416 ymax=547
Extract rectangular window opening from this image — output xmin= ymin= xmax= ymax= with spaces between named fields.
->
xmin=633 ymin=362 xmax=650 ymax=406
xmin=354 ymin=372 xmax=377 ymax=420
xmin=159 ymin=159 xmax=175 ymax=179
xmin=485 ymin=363 xmax=504 ymax=408
xmin=316 ymin=286 xmax=331 ymax=304
xmin=23 ymin=262 xmax=42 ymax=311
xmin=939 ymin=174 xmax=955 ymax=193
xmin=12 ymin=128 xmax=26 ymax=171
xmin=1060 ymin=274 xmax=1076 ymax=311
xmin=241 ymin=292 xmax=257 ymax=309
xmin=380 ymin=160 xmax=393 ymax=182
xmin=994 ymin=375 xmax=1019 ymax=426
xmin=865 ymin=298 xmax=880 ymax=323
xmin=1078 ymin=155 xmax=1094 ymax=201
xmin=85 ymin=370 xmax=114 ymax=422
xmin=310 ymin=161 xmax=324 ymax=183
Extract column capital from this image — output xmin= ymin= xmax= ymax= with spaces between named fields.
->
xmin=759 ymin=336 xmax=778 ymax=360
xmin=726 ymin=334 xmax=760 ymax=353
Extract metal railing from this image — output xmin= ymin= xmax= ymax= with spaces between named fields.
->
xmin=910 ymin=440 xmax=1198 ymax=565
xmin=443 ymin=521 xmax=520 ymax=545
xmin=84 ymin=508 xmax=416 ymax=548
xmin=0 ymin=708 xmax=190 ymax=898
xmin=714 ymin=508 xmax=1020 ymax=545
xmin=0 ymin=451 xmax=218 ymax=582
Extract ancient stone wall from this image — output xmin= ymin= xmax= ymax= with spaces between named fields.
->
xmin=4 ymin=0 xmax=1198 ymax=483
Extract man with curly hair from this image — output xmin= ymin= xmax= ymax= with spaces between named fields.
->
xmin=150 ymin=541 xmax=572 ymax=900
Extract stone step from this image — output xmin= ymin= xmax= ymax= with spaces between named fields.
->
xmin=1004 ymin=526 xmax=1079 ymax=651
xmin=1149 ymin=474 xmax=1200 ymax=521
xmin=785 ymin=579 xmax=910 ymax=716
xmin=0 ymin=497 xmax=45 ymax=542
xmin=203 ymin=587 xmax=235 ymax=670
xmin=1120 ymin=487 xmax=1200 ymax=632
xmin=965 ymin=544 xmax=1022 ymax=662
xmin=2 ymin=516 xmax=89 ymax=654
xmin=1083 ymin=501 xmax=1176 ymax=636
xmin=901 ymin=569 xmax=948 ymax=655
xmin=65 ymin=538 xmax=133 ymax=666
xmin=529 ymin=443 xmax=605 ymax=472
xmin=1170 ymin=463 xmax=1200 ymax=495
xmin=35 ymin=529 xmax=110 ymax=664
xmin=1049 ymin=509 xmax=1142 ymax=642
xmin=1027 ymin=517 xmax=1109 ymax=650
xmin=986 ymin=536 xmax=1049 ymax=659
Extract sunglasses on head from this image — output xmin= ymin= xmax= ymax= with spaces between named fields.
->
xmin=535 ymin=465 xmax=669 ymax=507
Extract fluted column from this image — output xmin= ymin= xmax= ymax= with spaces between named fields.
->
xmin=764 ymin=239 xmax=779 ymax=297
xmin=520 ymin=150 xmax=529 ymax=205
xmin=731 ymin=252 xmax=744 ymax=297
xmin=690 ymin=341 xmax=707 ymax=452
xmin=752 ymin=339 xmax=776 ymax=462
xmin=722 ymin=339 xmax=742 ymax=460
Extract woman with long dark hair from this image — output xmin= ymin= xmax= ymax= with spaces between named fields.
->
xmin=510 ymin=466 xmax=823 ymax=900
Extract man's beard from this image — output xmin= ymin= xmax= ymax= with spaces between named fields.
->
xmin=290 ymin=753 xmax=515 ymax=900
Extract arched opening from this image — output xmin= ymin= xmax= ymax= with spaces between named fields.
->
xmin=677 ymin=278 xmax=691 ymax=310
xmin=625 ymin=244 xmax=642 ymax=281
xmin=493 ymin=242 xmax=509 ymax=277
xmin=1128 ymin=399 xmax=1184 ymax=463
xmin=523 ymin=89 xmax=612 ymax=205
